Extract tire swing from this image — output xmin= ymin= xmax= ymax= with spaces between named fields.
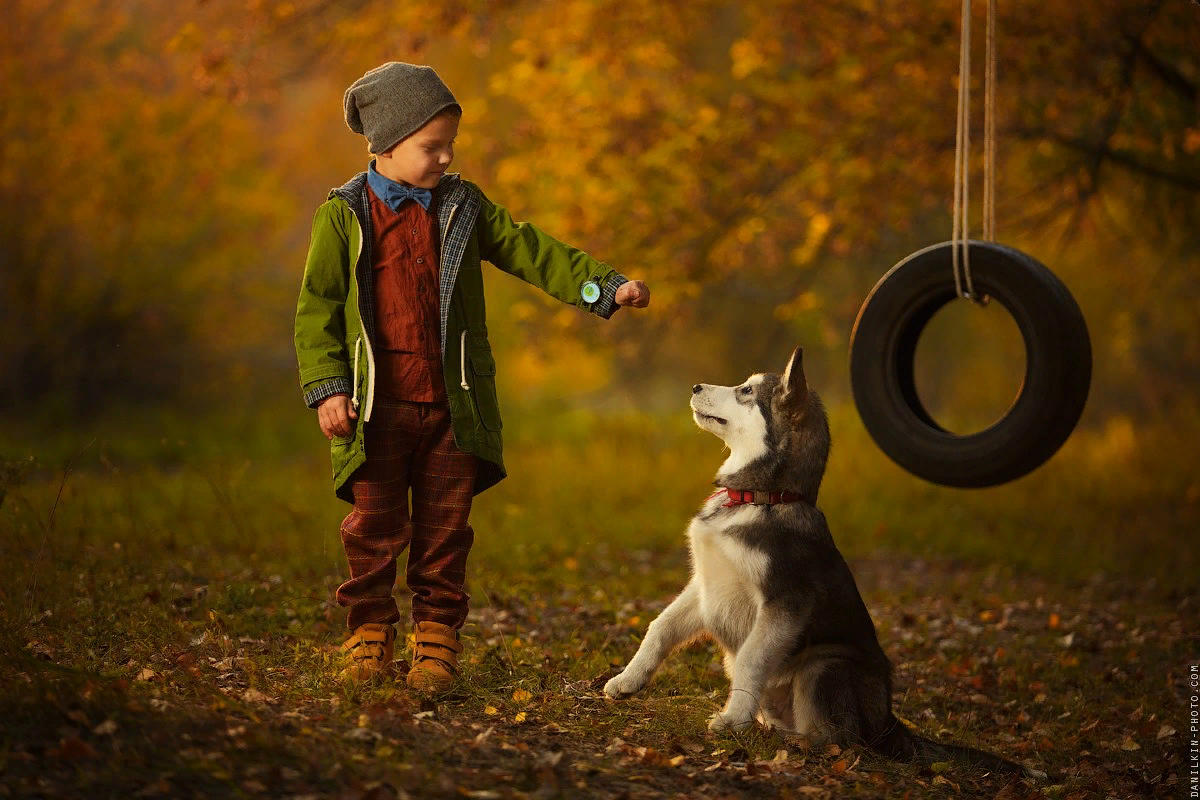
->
xmin=848 ymin=0 xmax=1091 ymax=488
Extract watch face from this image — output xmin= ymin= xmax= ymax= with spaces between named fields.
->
xmin=581 ymin=282 xmax=601 ymax=303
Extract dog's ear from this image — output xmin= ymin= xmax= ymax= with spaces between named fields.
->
xmin=779 ymin=346 xmax=807 ymax=412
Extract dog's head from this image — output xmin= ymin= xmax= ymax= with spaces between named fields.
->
xmin=691 ymin=347 xmax=830 ymax=500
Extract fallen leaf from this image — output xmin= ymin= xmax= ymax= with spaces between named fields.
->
xmin=93 ymin=719 xmax=118 ymax=736
xmin=514 ymin=712 xmax=527 ymax=724
xmin=1158 ymin=725 xmax=1177 ymax=740
xmin=134 ymin=779 xmax=172 ymax=797
xmin=55 ymin=736 xmax=98 ymax=760
xmin=512 ymin=689 xmax=532 ymax=704
xmin=241 ymin=688 xmax=273 ymax=704
xmin=1119 ymin=736 xmax=1140 ymax=751
xmin=484 ymin=705 xmax=499 ymax=716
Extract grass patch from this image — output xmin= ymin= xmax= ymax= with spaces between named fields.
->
xmin=0 ymin=400 xmax=1193 ymax=797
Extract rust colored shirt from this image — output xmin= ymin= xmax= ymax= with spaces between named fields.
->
xmin=368 ymin=188 xmax=446 ymax=402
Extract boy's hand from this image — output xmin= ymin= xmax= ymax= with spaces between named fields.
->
xmin=615 ymin=280 xmax=650 ymax=308
xmin=317 ymin=393 xmax=358 ymax=439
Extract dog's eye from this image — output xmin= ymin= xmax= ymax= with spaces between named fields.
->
xmin=739 ymin=386 xmax=753 ymax=395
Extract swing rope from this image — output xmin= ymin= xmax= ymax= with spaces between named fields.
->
xmin=952 ymin=0 xmax=998 ymax=302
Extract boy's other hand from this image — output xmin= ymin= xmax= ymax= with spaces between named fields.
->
xmin=318 ymin=393 xmax=358 ymax=439
xmin=615 ymin=280 xmax=650 ymax=308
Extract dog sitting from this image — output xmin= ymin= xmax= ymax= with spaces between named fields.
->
xmin=604 ymin=347 xmax=1044 ymax=778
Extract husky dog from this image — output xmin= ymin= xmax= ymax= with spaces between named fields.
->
xmin=604 ymin=347 xmax=1043 ymax=778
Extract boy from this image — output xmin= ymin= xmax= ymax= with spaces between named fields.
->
xmin=294 ymin=62 xmax=650 ymax=692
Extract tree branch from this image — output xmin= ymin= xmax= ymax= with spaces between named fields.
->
xmin=1124 ymin=33 xmax=1198 ymax=105
xmin=1009 ymin=127 xmax=1200 ymax=192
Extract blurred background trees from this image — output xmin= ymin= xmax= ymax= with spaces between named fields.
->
xmin=4 ymin=0 xmax=1197 ymax=429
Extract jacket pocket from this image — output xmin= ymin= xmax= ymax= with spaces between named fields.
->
xmin=468 ymin=345 xmax=503 ymax=432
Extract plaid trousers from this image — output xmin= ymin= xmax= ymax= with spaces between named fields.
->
xmin=337 ymin=399 xmax=478 ymax=631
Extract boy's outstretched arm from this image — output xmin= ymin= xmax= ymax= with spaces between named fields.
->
xmin=474 ymin=185 xmax=649 ymax=318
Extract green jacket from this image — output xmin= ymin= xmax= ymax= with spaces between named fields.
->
xmin=295 ymin=170 xmax=625 ymax=503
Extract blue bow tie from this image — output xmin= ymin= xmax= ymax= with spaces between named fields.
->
xmin=384 ymin=184 xmax=432 ymax=212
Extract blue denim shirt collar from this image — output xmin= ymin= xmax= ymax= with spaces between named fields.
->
xmin=367 ymin=161 xmax=432 ymax=212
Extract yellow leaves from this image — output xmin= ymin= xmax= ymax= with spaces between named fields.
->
xmin=631 ymin=41 xmax=677 ymax=71
xmin=774 ymin=291 xmax=820 ymax=322
xmin=166 ymin=22 xmax=203 ymax=54
xmin=495 ymin=158 xmax=534 ymax=188
xmin=730 ymin=38 xmax=766 ymax=79
xmin=692 ymin=105 xmax=719 ymax=133
xmin=484 ymin=705 xmax=499 ymax=716
xmin=735 ymin=216 xmax=768 ymax=244
xmin=791 ymin=212 xmax=832 ymax=267
xmin=512 ymin=689 xmax=532 ymax=704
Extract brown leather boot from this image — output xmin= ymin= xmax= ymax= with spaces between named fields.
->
xmin=406 ymin=621 xmax=462 ymax=692
xmin=338 ymin=623 xmax=396 ymax=683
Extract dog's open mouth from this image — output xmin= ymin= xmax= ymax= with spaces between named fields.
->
xmin=694 ymin=411 xmax=727 ymax=426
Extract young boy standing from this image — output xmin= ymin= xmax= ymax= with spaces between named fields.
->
xmin=295 ymin=62 xmax=650 ymax=691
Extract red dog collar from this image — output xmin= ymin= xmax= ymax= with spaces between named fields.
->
xmin=712 ymin=488 xmax=808 ymax=508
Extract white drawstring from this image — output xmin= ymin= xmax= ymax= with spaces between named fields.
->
xmin=459 ymin=330 xmax=470 ymax=390
xmin=351 ymin=337 xmax=362 ymax=411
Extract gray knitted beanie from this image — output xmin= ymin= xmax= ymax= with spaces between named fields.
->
xmin=343 ymin=62 xmax=461 ymax=154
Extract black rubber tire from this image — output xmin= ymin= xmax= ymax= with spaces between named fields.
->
xmin=849 ymin=241 xmax=1091 ymax=488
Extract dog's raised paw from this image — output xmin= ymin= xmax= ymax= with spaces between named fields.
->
xmin=708 ymin=711 xmax=754 ymax=732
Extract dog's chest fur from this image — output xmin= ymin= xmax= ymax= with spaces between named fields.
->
xmin=686 ymin=497 xmax=768 ymax=651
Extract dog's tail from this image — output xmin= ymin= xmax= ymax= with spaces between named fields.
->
xmin=869 ymin=714 xmax=1047 ymax=780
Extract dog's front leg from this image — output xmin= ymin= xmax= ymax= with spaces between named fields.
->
xmin=604 ymin=580 xmax=704 ymax=699
xmin=709 ymin=605 xmax=801 ymax=732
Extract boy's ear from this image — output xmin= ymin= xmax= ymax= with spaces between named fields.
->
xmin=779 ymin=347 xmax=807 ymax=412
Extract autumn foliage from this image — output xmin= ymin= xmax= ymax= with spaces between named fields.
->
xmin=2 ymin=0 xmax=1197 ymax=418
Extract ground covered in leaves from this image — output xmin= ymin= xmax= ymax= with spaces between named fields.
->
xmin=5 ymin=552 xmax=1192 ymax=799
xmin=4 ymin=409 xmax=1196 ymax=798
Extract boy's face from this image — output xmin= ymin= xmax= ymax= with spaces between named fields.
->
xmin=375 ymin=110 xmax=460 ymax=189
